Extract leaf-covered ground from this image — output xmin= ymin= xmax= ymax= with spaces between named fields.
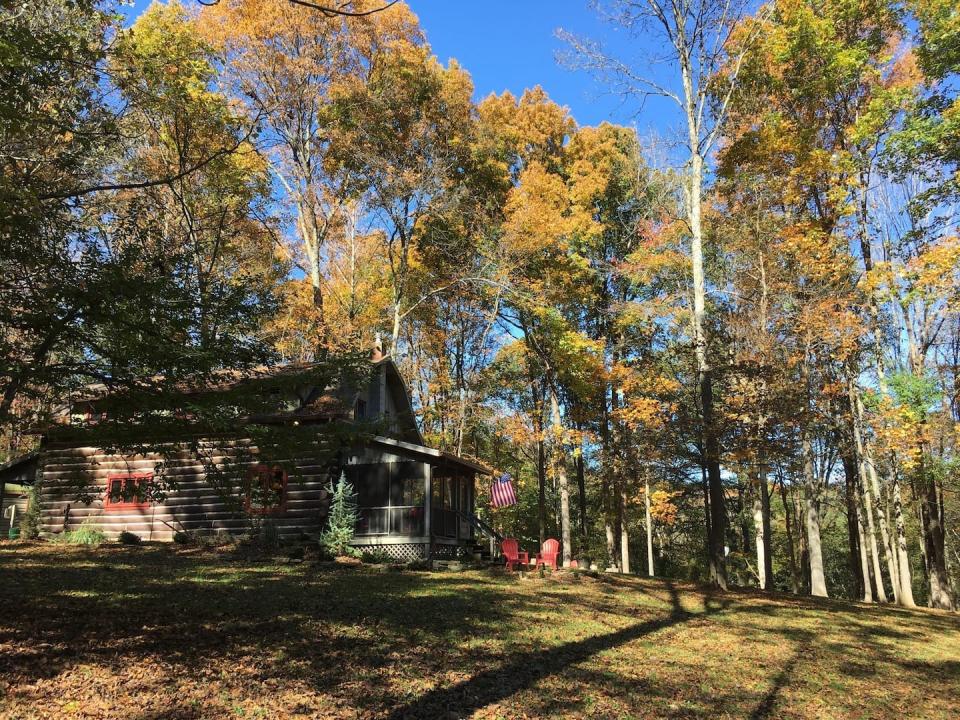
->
xmin=0 ymin=543 xmax=958 ymax=719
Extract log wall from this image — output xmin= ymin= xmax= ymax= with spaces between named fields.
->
xmin=38 ymin=441 xmax=332 ymax=542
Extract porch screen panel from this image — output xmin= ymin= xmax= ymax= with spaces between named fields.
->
xmin=347 ymin=463 xmax=389 ymax=536
xmin=391 ymin=462 xmax=426 ymax=535
xmin=347 ymin=462 xmax=426 ymax=537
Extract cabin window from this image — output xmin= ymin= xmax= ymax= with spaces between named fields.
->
xmin=245 ymin=465 xmax=288 ymax=515
xmin=354 ymin=397 xmax=367 ymax=419
xmin=104 ymin=473 xmax=153 ymax=510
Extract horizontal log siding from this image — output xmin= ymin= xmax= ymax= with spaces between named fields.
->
xmin=38 ymin=442 xmax=332 ymax=541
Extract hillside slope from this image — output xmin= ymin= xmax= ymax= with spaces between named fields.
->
xmin=0 ymin=544 xmax=957 ymax=719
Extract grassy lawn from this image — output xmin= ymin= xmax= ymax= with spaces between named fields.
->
xmin=0 ymin=544 xmax=958 ymax=719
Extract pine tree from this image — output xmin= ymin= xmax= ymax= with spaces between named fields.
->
xmin=19 ymin=483 xmax=41 ymax=540
xmin=320 ymin=472 xmax=359 ymax=558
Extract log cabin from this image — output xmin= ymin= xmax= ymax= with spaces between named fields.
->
xmin=0 ymin=344 xmax=490 ymax=562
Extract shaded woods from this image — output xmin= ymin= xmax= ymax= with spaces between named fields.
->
xmin=1 ymin=0 xmax=959 ymax=610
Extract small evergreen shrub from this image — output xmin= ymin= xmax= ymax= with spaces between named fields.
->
xmin=320 ymin=472 xmax=359 ymax=558
xmin=118 ymin=531 xmax=142 ymax=545
xmin=19 ymin=483 xmax=41 ymax=540
xmin=172 ymin=531 xmax=191 ymax=544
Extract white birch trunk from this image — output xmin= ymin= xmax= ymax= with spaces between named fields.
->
xmin=645 ymin=476 xmax=654 ymax=577
xmin=857 ymin=508 xmax=874 ymax=603
xmin=848 ymin=379 xmax=888 ymax=602
xmin=850 ymin=381 xmax=898 ymax=602
xmin=550 ymin=388 xmax=572 ymax=567
xmin=891 ymin=472 xmax=916 ymax=607
xmin=620 ymin=484 xmax=630 ymax=574
xmin=753 ymin=491 xmax=767 ymax=590
xmin=803 ymin=431 xmax=828 ymax=597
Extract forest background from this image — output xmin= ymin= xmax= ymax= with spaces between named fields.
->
xmin=1 ymin=0 xmax=958 ymax=610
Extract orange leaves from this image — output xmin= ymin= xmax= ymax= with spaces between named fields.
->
xmin=478 ymin=87 xmax=576 ymax=176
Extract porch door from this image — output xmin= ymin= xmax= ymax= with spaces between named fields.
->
xmin=430 ymin=474 xmax=472 ymax=539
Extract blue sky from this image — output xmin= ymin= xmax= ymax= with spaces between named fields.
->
xmin=125 ymin=1 xmax=679 ymax=136
xmin=412 ymin=2 xmax=636 ymax=127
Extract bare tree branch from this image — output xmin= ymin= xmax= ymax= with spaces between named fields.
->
xmin=195 ymin=0 xmax=398 ymax=16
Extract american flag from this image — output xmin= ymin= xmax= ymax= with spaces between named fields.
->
xmin=490 ymin=473 xmax=517 ymax=508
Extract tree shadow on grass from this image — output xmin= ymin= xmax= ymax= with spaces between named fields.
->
xmin=748 ymin=630 xmax=813 ymax=720
xmin=382 ymin=582 xmax=697 ymax=719
xmin=0 ymin=547 xmax=531 ymax=692
xmin=4 ymin=546 xmax=959 ymax=719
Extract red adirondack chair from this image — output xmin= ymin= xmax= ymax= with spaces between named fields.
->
xmin=501 ymin=538 xmax=529 ymax=571
xmin=536 ymin=538 xmax=560 ymax=570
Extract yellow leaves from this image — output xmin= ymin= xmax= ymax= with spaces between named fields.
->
xmin=503 ymin=162 xmax=570 ymax=253
xmin=264 ymin=279 xmax=324 ymax=362
xmin=611 ymin=365 xmax=677 ymax=433
xmin=903 ymin=235 xmax=960 ymax=309
xmin=869 ymin=394 xmax=924 ymax=471
xmin=648 ymin=488 xmax=681 ymax=526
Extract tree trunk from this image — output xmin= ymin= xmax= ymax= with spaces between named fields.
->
xmin=619 ymin=482 xmax=630 ymax=574
xmin=702 ymin=372 xmax=727 ymax=589
xmin=856 ymin=175 xmax=911 ymax=606
xmin=549 ymin=386 xmax=572 ymax=567
xmin=603 ymin=478 xmax=617 ymax=570
xmin=601 ymin=379 xmax=617 ymax=570
xmin=752 ymin=485 xmax=766 ymax=590
xmin=891 ymin=467 xmax=916 ymax=607
xmin=537 ymin=438 xmax=546 ymax=548
xmin=760 ymin=467 xmax=773 ymax=589
xmin=738 ymin=482 xmax=751 ymax=558
xmin=575 ymin=440 xmax=588 ymax=554
xmin=751 ymin=466 xmax=772 ymax=590
xmin=802 ymin=428 xmax=828 ymax=598
xmin=850 ymin=410 xmax=888 ymax=601
xmin=780 ymin=479 xmax=801 ymax=594
xmin=644 ymin=475 xmax=654 ymax=577
xmin=849 ymin=378 xmax=892 ymax=602
xmin=918 ymin=455 xmax=955 ymax=610
xmin=857 ymin=505 xmax=874 ymax=603
xmin=842 ymin=453 xmax=865 ymax=600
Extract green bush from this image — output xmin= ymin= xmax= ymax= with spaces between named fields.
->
xmin=118 ymin=531 xmax=142 ymax=545
xmin=320 ymin=472 xmax=358 ymax=558
xmin=173 ymin=531 xmax=191 ymax=544
xmin=19 ymin=483 xmax=41 ymax=540
xmin=56 ymin=520 xmax=106 ymax=546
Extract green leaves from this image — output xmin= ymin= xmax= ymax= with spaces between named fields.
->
xmin=888 ymin=371 xmax=941 ymax=417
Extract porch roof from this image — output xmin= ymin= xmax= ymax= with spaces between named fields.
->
xmin=369 ymin=436 xmax=492 ymax=476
